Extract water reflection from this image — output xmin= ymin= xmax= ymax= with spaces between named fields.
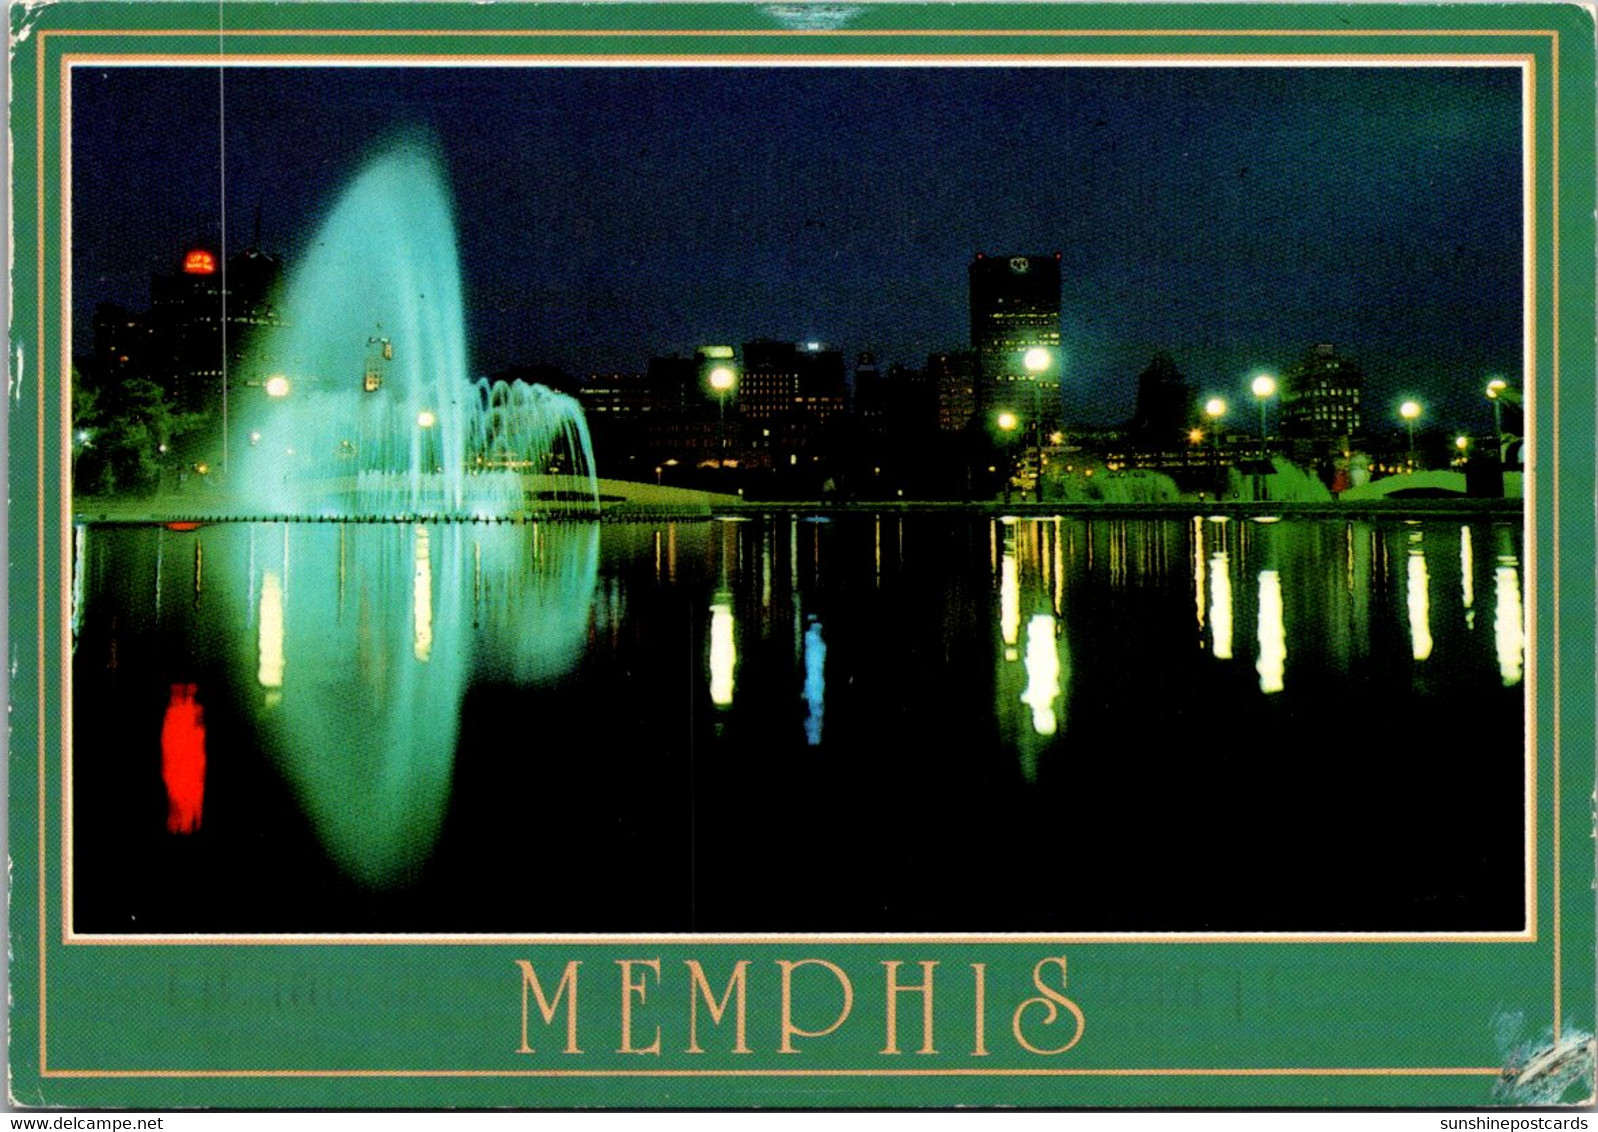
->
xmin=72 ymin=514 xmax=1525 ymax=932
xmin=803 ymin=616 xmax=826 ymax=745
xmin=1495 ymin=543 xmax=1524 ymax=687
xmin=1407 ymin=534 xmax=1433 ymax=662
xmin=1256 ymin=570 xmax=1285 ymax=693
xmin=710 ymin=591 xmax=737 ymax=708
xmin=413 ymin=526 xmax=434 ymax=662
xmin=1021 ymin=613 xmax=1062 ymax=737
xmin=1209 ymin=551 xmax=1234 ymax=660
xmin=160 ymin=683 xmax=206 ymax=834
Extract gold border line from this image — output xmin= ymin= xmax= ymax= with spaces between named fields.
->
xmin=61 ymin=52 xmax=1539 ymax=65
xmin=37 ymin=29 xmax=1560 ymax=1083
xmin=39 ymin=1067 xmax=1503 ymax=1080
xmin=35 ymin=25 xmax=50 ymax=1080
xmin=1548 ymin=27 xmax=1562 ymax=1046
xmin=54 ymin=46 xmax=1542 ymax=952
xmin=27 ymin=27 xmax=1563 ymax=38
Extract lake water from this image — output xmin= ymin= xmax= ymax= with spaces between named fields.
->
xmin=71 ymin=513 xmax=1526 ymax=934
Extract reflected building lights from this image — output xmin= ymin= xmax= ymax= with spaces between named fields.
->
xmin=803 ymin=616 xmax=826 ymax=745
xmin=1053 ymin=517 xmax=1064 ymax=615
xmin=1209 ymin=551 xmax=1233 ymax=660
xmin=1256 ymin=569 xmax=1285 ymax=693
xmin=1407 ymin=542 xmax=1433 ymax=662
xmin=710 ymin=592 xmax=737 ymax=707
xmin=1192 ymin=517 xmax=1206 ymax=635
xmin=413 ymin=525 xmax=434 ymax=662
xmin=1000 ymin=536 xmax=1020 ymax=653
xmin=1460 ymin=526 xmax=1475 ymax=630
xmin=258 ymin=570 xmax=285 ymax=692
xmin=1021 ymin=613 xmax=1062 ymax=736
xmin=1494 ymin=559 xmax=1524 ymax=686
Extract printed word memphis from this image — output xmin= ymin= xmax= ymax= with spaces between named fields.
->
xmin=515 ymin=956 xmax=1086 ymax=1058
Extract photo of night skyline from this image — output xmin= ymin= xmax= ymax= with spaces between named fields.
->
xmin=74 ymin=65 xmax=1521 ymax=427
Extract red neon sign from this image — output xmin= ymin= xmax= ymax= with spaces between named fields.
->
xmin=182 ymin=249 xmax=217 ymax=275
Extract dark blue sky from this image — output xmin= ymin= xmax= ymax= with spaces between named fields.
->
xmin=73 ymin=65 xmax=1522 ymax=426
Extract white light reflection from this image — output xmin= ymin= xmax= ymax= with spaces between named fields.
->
xmin=1256 ymin=569 xmax=1285 ymax=693
xmin=1460 ymin=526 xmax=1475 ymax=630
xmin=413 ymin=526 xmax=433 ymax=662
xmin=1021 ymin=613 xmax=1062 ymax=736
xmin=710 ymin=594 xmax=737 ymax=707
xmin=1494 ymin=561 xmax=1524 ymax=686
xmin=71 ymin=524 xmax=86 ymax=653
xmin=1192 ymin=517 xmax=1206 ymax=634
xmin=1406 ymin=543 xmax=1432 ymax=662
xmin=1209 ymin=551 xmax=1233 ymax=659
xmin=1000 ymin=527 xmax=1020 ymax=653
xmin=258 ymin=570 xmax=285 ymax=691
xmin=803 ymin=617 xmax=826 ymax=745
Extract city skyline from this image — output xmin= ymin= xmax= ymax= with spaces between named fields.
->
xmin=74 ymin=64 xmax=1523 ymax=427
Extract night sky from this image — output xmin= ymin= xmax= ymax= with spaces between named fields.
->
xmin=73 ymin=65 xmax=1522 ymax=427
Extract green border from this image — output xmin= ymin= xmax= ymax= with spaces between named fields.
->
xmin=9 ymin=2 xmax=1595 ymax=1108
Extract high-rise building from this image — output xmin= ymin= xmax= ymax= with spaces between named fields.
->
xmin=740 ymin=339 xmax=846 ymax=469
xmin=147 ymin=244 xmax=284 ymax=415
xmin=968 ymin=253 xmax=1062 ymax=428
xmin=1281 ymin=344 xmax=1364 ymax=451
xmin=926 ymin=350 xmax=979 ymax=434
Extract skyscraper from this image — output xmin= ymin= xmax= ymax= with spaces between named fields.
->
xmin=968 ymin=253 xmax=1062 ymax=428
xmin=1281 ymin=343 xmax=1364 ymax=453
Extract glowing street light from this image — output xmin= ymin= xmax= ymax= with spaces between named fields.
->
xmin=996 ymin=410 xmax=1019 ymax=432
xmin=416 ymin=409 xmax=436 ymax=429
xmin=1250 ymin=375 xmax=1276 ymax=457
xmin=1204 ymin=397 xmax=1227 ymax=454
xmin=1021 ymin=349 xmax=1051 ymax=501
xmin=1399 ymin=400 xmax=1422 ymax=465
xmin=707 ymin=365 xmax=738 ymax=464
xmin=1486 ymin=378 xmax=1510 ymax=460
xmin=264 ymin=375 xmax=291 ymax=398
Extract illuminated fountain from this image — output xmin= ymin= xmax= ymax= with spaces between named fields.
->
xmin=231 ymin=135 xmax=597 ymax=520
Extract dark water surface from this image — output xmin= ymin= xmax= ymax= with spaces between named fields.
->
xmin=71 ymin=514 xmax=1526 ymax=933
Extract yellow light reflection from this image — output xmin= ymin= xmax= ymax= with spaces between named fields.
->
xmin=1459 ymin=526 xmax=1475 ymax=630
xmin=1192 ymin=516 xmax=1206 ymax=634
xmin=1000 ymin=542 xmax=1020 ymax=648
xmin=1406 ymin=546 xmax=1432 ymax=662
xmin=1021 ymin=613 xmax=1061 ymax=736
xmin=413 ymin=526 xmax=433 ymax=662
xmin=1494 ymin=561 xmax=1524 ymax=686
xmin=710 ymin=594 xmax=737 ymax=707
xmin=1256 ymin=569 xmax=1285 ymax=693
xmin=1209 ymin=551 xmax=1233 ymax=660
xmin=258 ymin=570 xmax=285 ymax=690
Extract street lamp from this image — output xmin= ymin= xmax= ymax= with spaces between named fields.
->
xmin=708 ymin=365 xmax=737 ymax=465
xmin=417 ymin=409 xmax=437 ymax=475
xmin=1250 ymin=376 xmax=1276 ymax=458
xmin=1204 ymin=397 xmax=1228 ymax=455
xmin=1486 ymin=378 xmax=1509 ymax=461
xmin=265 ymin=375 xmax=291 ymax=398
xmin=996 ymin=410 xmax=1019 ymax=502
xmin=1023 ymin=348 xmax=1050 ymax=501
xmin=1399 ymin=400 xmax=1421 ymax=467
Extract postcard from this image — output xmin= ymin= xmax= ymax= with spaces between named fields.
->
xmin=8 ymin=0 xmax=1595 ymax=1109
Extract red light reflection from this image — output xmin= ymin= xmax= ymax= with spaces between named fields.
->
xmin=161 ymin=683 xmax=206 ymax=834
